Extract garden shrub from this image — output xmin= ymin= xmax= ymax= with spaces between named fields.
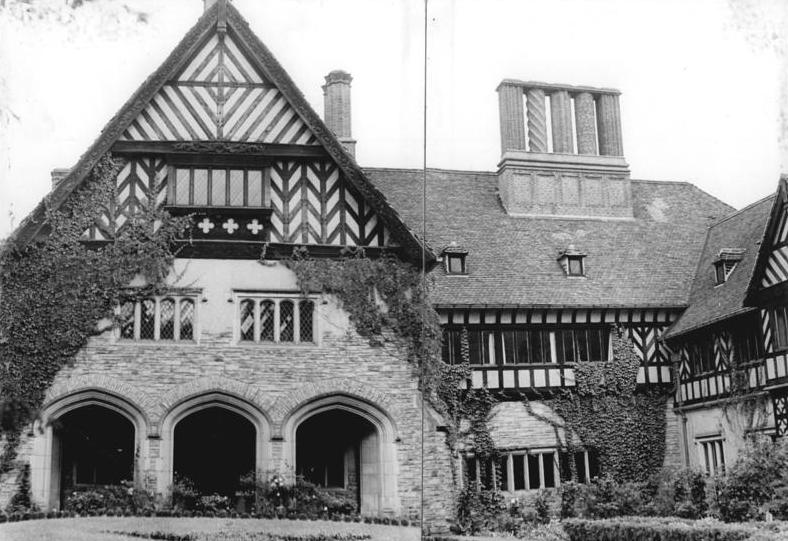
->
xmin=534 ymin=489 xmax=551 ymax=524
xmin=170 ymin=476 xmax=200 ymax=512
xmin=563 ymin=517 xmax=788 ymax=541
xmin=716 ymin=437 xmax=788 ymax=522
xmin=239 ymin=472 xmax=357 ymax=517
xmin=560 ymin=481 xmax=581 ymax=519
xmin=64 ymin=481 xmax=155 ymax=514
xmin=5 ymin=462 xmax=36 ymax=514
xmin=454 ymin=481 xmax=505 ymax=535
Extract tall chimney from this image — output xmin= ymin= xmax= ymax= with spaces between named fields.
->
xmin=495 ymin=80 xmax=631 ymax=219
xmin=323 ymin=70 xmax=356 ymax=158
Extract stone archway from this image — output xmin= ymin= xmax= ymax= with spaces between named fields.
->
xmin=36 ymin=389 xmax=147 ymax=510
xmin=282 ymin=395 xmax=399 ymax=516
xmin=173 ymin=406 xmax=255 ymax=500
xmin=158 ymin=392 xmax=270 ymax=502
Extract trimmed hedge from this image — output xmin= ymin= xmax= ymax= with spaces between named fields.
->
xmin=563 ymin=517 xmax=788 ymax=541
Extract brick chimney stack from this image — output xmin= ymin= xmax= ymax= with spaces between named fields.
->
xmin=323 ymin=70 xmax=356 ymax=158
xmin=496 ymin=80 xmax=632 ymax=219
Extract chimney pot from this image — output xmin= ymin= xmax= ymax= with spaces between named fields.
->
xmin=323 ymin=70 xmax=356 ymax=158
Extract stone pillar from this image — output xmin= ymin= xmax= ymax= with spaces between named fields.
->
xmin=497 ymin=83 xmax=526 ymax=154
xmin=596 ymin=93 xmax=623 ymax=156
xmin=550 ymin=90 xmax=573 ymax=153
xmin=323 ymin=70 xmax=356 ymax=157
xmin=574 ymin=92 xmax=598 ymax=155
xmin=526 ymin=88 xmax=548 ymax=153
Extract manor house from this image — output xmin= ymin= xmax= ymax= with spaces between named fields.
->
xmin=1 ymin=0 xmax=786 ymax=529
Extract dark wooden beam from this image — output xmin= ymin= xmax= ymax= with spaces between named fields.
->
xmin=81 ymin=239 xmax=401 ymax=261
xmin=111 ymin=141 xmax=330 ymax=161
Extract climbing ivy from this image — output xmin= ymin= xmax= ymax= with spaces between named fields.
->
xmin=0 ymin=154 xmax=188 ymax=473
xmin=525 ymin=327 xmax=671 ymax=482
xmin=283 ymin=251 xmax=497 ymax=480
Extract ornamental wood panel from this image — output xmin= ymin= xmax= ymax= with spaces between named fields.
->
xmin=761 ymin=198 xmax=788 ymax=288
xmin=82 ymin=158 xmax=168 ymax=241
xmin=438 ymin=308 xmax=677 ymax=390
xmin=119 ymin=32 xmax=318 ymax=145
xmin=83 ymin=157 xmax=390 ymax=249
xmin=775 ymin=390 xmax=788 ymax=437
xmin=269 ymin=161 xmax=387 ymax=246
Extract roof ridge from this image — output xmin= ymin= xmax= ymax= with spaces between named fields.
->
xmin=709 ymin=193 xmax=776 ymax=228
xmin=364 ymin=166 xmax=497 ymax=176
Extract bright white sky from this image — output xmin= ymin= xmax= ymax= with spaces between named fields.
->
xmin=0 ymin=0 xmax=786 ymax=239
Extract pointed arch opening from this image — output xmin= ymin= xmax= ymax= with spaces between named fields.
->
xmin=282 ymin=395 xmax=399 ymax=516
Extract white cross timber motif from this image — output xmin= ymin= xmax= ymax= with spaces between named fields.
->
xmin=222 ymin=218 xmax=240 ymax=234
xmin=246 ymin=219 xmax=264 ymax=235
xmin=197 ymin=218 xmax=215 ymax=234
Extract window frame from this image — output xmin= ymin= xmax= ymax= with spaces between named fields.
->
xmin=234 ymin=292 xmax=318 ymax=346
xmin=770 ymin=306 xmax=788 ymax=352
xmin=442 ymin=325 xmax=611 ymax=366
xmin=167 ymin=164 xmax=271 ymax=209
xmin=465 ymin=448 xmax=599 ymax=492
xmin=566 ymin=255 xmax=585 ymax=277
xmin=696 ymin=436 xmax=726 ymax=476
xmin=117 ymin=293 xmax=199 ymax=343
xmin=445 ymin=253 xmax=468 ymax=275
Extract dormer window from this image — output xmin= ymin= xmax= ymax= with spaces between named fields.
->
xmin=443 ymin=242 xmax=469 ymax=275
xmin=557 ymin=245 xmax=586 ymax=277
xmin=713 ymin=249 xmax=745 ymax=285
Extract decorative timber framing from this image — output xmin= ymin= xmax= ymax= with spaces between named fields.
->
xmin=438 ymin=306 xmax=679 ymax=394
xmin=671 ymin=311 xmax=767 ymax=405
xmin=747 ymin=176 xmax=788 ymax=303
xmin=4 ymin=0 xmax=434 ymax=267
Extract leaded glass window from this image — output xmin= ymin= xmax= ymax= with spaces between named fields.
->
xmin=236 ymin=295 xmax=316 ymax=344
xmin=118 ymin=294 xmax=198 ymax=342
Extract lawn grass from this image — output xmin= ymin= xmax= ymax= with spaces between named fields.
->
xmin=0 ymin=517 xmax=420 ymax=541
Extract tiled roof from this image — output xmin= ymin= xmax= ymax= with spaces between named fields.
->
xmin=665 ymin=194 xmax=775 ymax=339
xmin=367 ymin=168 xmax=734 ymax=308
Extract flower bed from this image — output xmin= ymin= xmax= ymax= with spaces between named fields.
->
xmin=562 ymin=517 xmax=788 ymax=541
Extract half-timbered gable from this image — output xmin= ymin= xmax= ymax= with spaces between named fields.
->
xmin=665 ymin=195 xmax=773 ymax=405
xmin=752 ymin=177 xmax=788 ymax=291
xmin=10 ymin=0 xmax=427 ymax=263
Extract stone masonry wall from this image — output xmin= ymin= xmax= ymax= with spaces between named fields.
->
xmin=2 ymin=259 xmax=435 ymax=520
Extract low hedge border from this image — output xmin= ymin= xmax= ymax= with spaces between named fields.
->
xmin=0 ymin=510 xmax=414 ymax=527
xmin=563 ymin=517 xmax=788 ymax=541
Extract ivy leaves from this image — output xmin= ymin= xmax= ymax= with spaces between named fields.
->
xmin=0 ymin=153 xmax=187 ymax=472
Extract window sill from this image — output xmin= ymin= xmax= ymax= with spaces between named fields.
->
xmin=235 ymin=341 xmax=318 ymax=348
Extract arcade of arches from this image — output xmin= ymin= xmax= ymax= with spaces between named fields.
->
xmin=29 ymin=392 xmax=400 ymax=516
